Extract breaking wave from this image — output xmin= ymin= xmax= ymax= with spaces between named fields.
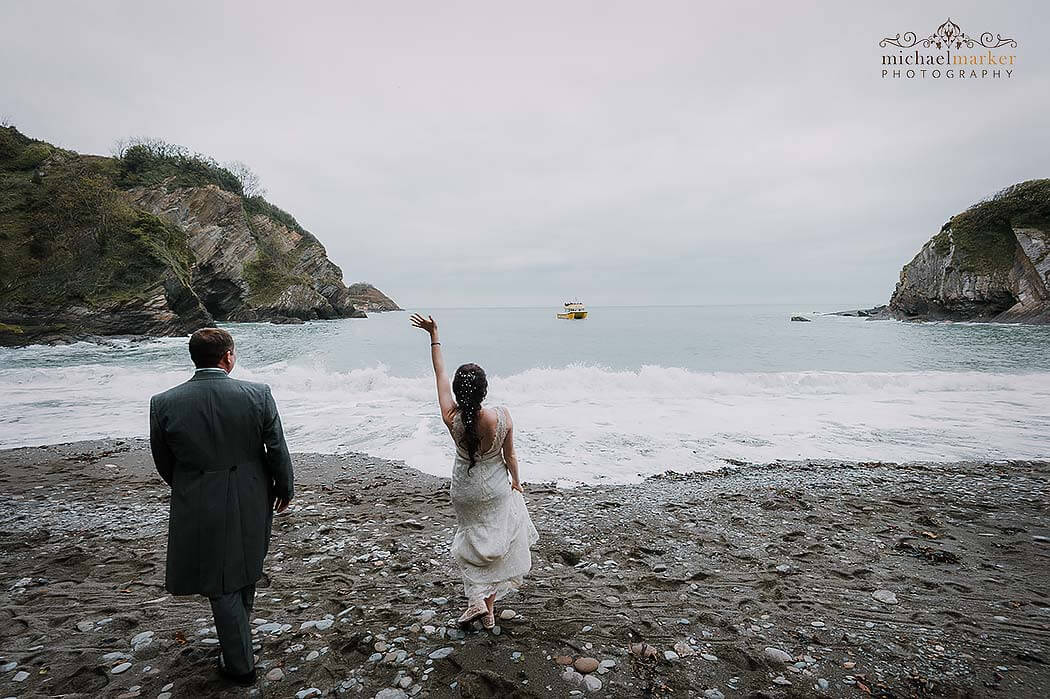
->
xmin=2 ymin=361 xmax=1048 ymax=483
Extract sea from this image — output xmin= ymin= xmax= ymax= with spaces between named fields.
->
xmin=2 ymin=304 xmax=1048 ymax=485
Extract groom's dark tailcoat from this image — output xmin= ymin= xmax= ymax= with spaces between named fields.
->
xmin=149 ymin=369 xmax=294 ymax=598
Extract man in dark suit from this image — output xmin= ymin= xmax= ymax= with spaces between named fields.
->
xmin=149 ymin=327 xmax=294 ymax=686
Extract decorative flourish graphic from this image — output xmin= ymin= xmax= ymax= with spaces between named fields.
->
xmin=880 ymin=17 xmax=1017 ymax=50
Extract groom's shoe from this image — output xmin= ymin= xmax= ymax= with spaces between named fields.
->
xmin=217 ymin=657 xmax=257 ymax=686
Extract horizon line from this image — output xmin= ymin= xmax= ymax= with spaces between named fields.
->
xmin=394 ymin=301 xmax=885 ymax=310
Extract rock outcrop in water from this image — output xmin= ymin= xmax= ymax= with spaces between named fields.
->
xmin=346 ymin=282 xmax=402 ymax=312
xmin=830 ymin=305 xmax=888 ymax=318
xmin=0 ymin=126 xmax=397 ymax=346
xmin=889 ymin=179 xmax=1050 ymax=323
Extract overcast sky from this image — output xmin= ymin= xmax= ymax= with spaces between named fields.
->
xmin=4 ymin=1 xmax=1048 ymax=308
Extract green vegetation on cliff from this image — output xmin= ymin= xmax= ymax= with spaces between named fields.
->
xmin=943 ymin=179 xmax=1050 ymax=275
xmin=242 ymin=257 xmax=301 ymax=305
xmin=244 ymin=195 xmax=308 ymax=236
xmin=0 ymin=129 xmax=193 ymax=307
xmin=116 ymin=139 xmax=244 ymax=194
xmin=890 ymin=178 xmax=1050 ymax=323
xmin=1 ymin=125 xmax=387 ymax=342
xmin=0 ymin=126 xmax=316 ymax=310
xmin=115 ymin=138 xmax=309 ymax=236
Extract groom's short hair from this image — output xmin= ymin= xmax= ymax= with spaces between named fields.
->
xmin=189 ymin=328 xmax=235 ymax=368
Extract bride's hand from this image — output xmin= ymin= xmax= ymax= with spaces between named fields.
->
xmin=511 ymin=480 xmax=524 ymax=493
xmin=410 ymin=313 xmax=438 ymax=336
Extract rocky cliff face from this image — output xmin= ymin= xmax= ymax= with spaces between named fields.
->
xmin=889 ymin=180 xmax=1050 ymax=323
xmin=346 ymin=283 xmax=402 ymax=312
xmin=0 ymin=282 xmax=212 ymax=346
xmin=125 ymin=184 xmax=365 ymax=323
xmin=0 ymin=127 xmax=396 ymax=346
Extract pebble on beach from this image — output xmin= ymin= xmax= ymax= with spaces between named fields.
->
xmin=763 ymin=647 xmax=793 ymax=664
xmin=872 ymin=589 xmax=899 ymax=605
xmin=574 ymin=657 xmax=600 ymax=673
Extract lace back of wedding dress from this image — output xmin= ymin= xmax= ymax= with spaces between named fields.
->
xmin=451 ymin=405 xmax=507 ymax=462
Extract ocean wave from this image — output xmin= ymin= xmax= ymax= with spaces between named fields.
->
xmin=1 ymin=363 xmax=1048 ymax=483
xmin=8 ymin=361 xmax=1045 ymax=401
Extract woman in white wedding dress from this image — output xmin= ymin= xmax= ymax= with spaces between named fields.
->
xmin=411 ymin=313 xmax=539 ymax=629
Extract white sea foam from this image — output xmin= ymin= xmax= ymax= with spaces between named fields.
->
xmin=2 ymin=362 xmax=1047 ymax=483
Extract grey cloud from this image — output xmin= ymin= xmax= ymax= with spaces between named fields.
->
xmin=3 ymin=0 xmax=1047 ymax=308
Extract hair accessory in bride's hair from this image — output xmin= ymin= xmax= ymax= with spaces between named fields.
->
xmin=452 ymin=363 xmax=488 ymax=473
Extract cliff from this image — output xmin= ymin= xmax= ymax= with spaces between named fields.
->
xmin=0 ymin=127 xmax=397 ymax=346
xmin=346 ymin=282 xmax=402 ymax=312
xmin=889 ymin=179 xmax=1050 ymax=323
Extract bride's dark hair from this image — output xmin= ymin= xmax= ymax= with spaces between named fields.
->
xmin=452 ymin=363 xmax=488 ymax=472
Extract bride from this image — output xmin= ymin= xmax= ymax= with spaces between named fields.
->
xmin=411 ymin=313 xmax=539 ymax=629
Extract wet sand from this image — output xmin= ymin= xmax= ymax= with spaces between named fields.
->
xmin=0 ymin=441 xmax=1048 ymax=698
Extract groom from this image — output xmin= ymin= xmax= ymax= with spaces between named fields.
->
xmin=149 ymin=327 xmax=294 ymax=685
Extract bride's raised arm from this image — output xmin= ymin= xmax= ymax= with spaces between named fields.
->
xmin=411 ymin=313 xmax=456 ymax=424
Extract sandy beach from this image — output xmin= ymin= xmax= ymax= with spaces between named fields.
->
xmin=0 ymin=441 xmax=1048 ymax=698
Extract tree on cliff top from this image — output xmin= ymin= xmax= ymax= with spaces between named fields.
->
xmin=225 ymin=160 xmax=266 ymax=198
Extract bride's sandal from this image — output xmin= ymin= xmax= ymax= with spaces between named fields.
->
xmin=482 ymin=609 xmax=496 ymax=629
xmin=457 ymin=602 xmax=487 ymax=627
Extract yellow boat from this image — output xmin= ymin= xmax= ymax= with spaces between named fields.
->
xmin=557 ymin=301 xmax=588 ymax=319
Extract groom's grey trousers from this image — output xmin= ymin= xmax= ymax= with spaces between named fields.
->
xmin=210 ymin=584 xmax=256 ymax=675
